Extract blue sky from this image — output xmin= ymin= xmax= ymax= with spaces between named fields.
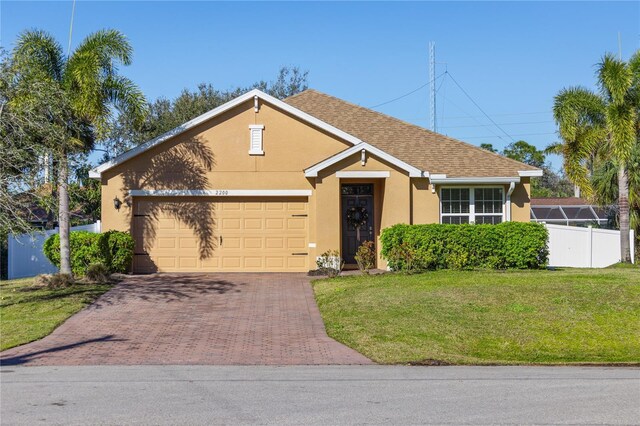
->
xmin=2 ymin=1 xmax=639 ymax=169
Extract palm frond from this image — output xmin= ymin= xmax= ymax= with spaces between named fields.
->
xmin=103 ymin=75 xmax=148 ymax=128
xmin=13 ymin=30 xmax=64 ymax=81
xmin=598 ymin=53 xmax=633 ymax=106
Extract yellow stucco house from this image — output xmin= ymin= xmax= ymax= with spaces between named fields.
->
xmin=90 ymin=89 xmax=542 ymax=273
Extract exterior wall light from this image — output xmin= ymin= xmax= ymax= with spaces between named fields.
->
xmin=113 ymin=196 xmax=122 ymax=211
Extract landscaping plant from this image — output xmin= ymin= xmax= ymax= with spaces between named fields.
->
xmin=44 ymin=230 xmax=135 ymax=276
xmin=316 ymin=250 xmax=344 ymax=278
xmin=354 ymin=241 xmax=376 ymax=274
xmin=381 ymin=222 xmax=549 ymax=272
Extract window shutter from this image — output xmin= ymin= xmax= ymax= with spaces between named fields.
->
xmin=249 ymin=125 xmax=264 ymax=155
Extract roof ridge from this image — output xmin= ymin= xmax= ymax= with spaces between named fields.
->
xmin=287 ymin=90 xmax=538 ymax=172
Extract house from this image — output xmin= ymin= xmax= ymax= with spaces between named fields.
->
xmin=89 ymin=89 xmax=542 ymax=273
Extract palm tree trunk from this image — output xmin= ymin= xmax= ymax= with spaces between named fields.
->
xmin=618 ymin=164 xmax=631 ymax=263
xmin=58 ymin=154 xmax=72 ymax=275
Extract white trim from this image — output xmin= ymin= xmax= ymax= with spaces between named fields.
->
xmin=335 ymin=171 xmax=390 ymax=178
xmin=440 ymin=186 xmax=505 ymax=224
xmin=248 ymin=124 xmax=265 ymax=155
xmin=518 ymin=170 xmax=543 ymax=177
xmin=128 ymin=189 xmax=312 ymax=197
xmin=89 ymin=89 xmax=365 ymax=179
xmin=506 ymin=181 xmax=516 ymax=222
xmin=304 ymin=142 xmax=426 ymax=178
xmin=430 ymin=175 xmax=520 ymax=184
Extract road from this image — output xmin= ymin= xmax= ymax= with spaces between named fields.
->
xmin=1 ymin=365 xmax=638 ymax=425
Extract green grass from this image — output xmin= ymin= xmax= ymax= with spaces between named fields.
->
xmin=0 ymin=278 xmax=112 ymax=351
xmin=313 ymin=268 xmax=640 ymax=365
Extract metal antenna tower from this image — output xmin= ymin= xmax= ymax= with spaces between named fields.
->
xmin=429 ymin=41 xmax=436 ymax=132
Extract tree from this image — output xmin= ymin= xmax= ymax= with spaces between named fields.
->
xmin=102 ymin=66 xmax=309 ymax=158
xmin=553 ymin=51 xmax=639 ymax=263
xmin=480 ymin=143 xmax=497 ymax=153
xmin=503 ymin=140 xmax=546 ymax=168
xmin=9 ymin=29 xmax=147 ymax=275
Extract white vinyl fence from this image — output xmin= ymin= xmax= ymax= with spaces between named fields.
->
xmin=545 ymin=223 xmax=635 ymax=268
xmin=8 ymin=221 xmax=101 ymax=280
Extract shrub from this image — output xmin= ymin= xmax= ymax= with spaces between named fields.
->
xmin=44 ymin=230 xmax=135 ymax=276
xmin=354 ymin=241 xmax=376 ymax=274
xmin=85 ymin=263 xmax=110 ymax=283
xmin=381 ymin=222 xmax=548 ymax=272
xmin=43 ymin=231 xmax=103 ymax=276
xmin=101 ymin=230 xmax=135 ymax=274
xmin=316 ymin=250 xmax=344 ymax=278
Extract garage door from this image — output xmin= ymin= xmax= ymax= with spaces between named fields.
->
xmin=132 ymin=197 xmax=309 ymax=273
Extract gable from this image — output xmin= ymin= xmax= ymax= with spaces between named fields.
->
xmin=90 ymin=89 xmax=363 ymax=179
xmin=98 ymin=96 xmax=361 ymax=189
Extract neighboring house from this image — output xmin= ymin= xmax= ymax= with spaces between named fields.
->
xmin=90 ymin=89 xmax=542 ymax=273
xmin=530 ymin=197 xmax=611 ymax=227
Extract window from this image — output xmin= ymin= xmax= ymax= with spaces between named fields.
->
xmin=249 ymin=124 xmax=264 ymax=155
xmin=440 ymin=187 xmax=504 ymax=224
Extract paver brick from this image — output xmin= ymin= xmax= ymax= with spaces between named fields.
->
xmin=1 ymin=273 xmax=372 ymax=366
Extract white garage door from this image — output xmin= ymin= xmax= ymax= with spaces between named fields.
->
xmin=132 ymin=197 xmax=309 ymax=273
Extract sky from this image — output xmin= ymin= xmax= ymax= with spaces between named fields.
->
xmin=2 ymin=1 xmax=639 ymax=170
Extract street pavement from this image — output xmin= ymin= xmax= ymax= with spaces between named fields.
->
xmin=1 ymin=365 xmax=638 ymax=425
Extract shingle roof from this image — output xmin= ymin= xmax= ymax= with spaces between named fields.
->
xmin=284 ymin=89 xmax=539 ymax=178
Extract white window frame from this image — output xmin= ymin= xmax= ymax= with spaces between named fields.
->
xmin=439 ymin=186 xmax=506 ymax=224
xmin=249 ymin=124 xmax=264 ymax=155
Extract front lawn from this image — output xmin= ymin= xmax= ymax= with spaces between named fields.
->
xmin=313 ymin=268 xmax=640 ymax=365
xmin=0 ymin=278 xmax=112 ymax=351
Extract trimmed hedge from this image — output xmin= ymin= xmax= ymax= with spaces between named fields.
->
xmin=43 ymin=230 xmax=135 ymax=276
xmin=381 ymin=222 xmax=548 ymax=271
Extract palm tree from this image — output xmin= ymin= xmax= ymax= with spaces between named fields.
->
xmin=553 ymin=51 xmax=639 ymax=263
xmin=10 ymin=29 xmax=147 ymax=275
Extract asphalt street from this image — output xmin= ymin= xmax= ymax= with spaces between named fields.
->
xmin=1 ymin=365 xmax=638 ymax=425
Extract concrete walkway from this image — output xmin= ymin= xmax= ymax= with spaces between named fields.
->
xmin=1 ymin=365 xmax=638 ymax=425
xmin=0 ymin=273 xmax=370 ymax=366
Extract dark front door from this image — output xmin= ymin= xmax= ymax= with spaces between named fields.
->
xmin=341 ymin=184 xmax=374 ymax=264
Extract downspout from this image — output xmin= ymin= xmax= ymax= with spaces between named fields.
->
xmin=506 ymin=182 xmax=515 ymax=222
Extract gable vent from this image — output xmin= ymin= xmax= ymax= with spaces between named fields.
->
xmin=249 ymin=124 xmax=265 ymax=155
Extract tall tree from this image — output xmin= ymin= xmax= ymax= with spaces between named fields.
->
xmin=554 ymin=51 xmax=639 ymax=263
xmin=9 ymin=29 xmax=147 ymax=275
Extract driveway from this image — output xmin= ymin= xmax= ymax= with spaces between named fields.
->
xmin=0 ymin=273 xmax=371 ymax=366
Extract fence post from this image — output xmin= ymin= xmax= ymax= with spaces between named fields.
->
xmin=587 ymin=226 xmax=593 ymax=268
xmin=631 ymin=229 xmax=635 ymax=264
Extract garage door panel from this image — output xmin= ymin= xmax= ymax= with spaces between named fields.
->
xmin=179 ymin=257 xmax=198 ymax=268
xmin=265 ymin=218 xmax=284 ymax=230
xmin=243 ymin=218 xmax=262 ymax=230
xmin=179 ymin=237 xmax=197 ymax=249
xmin=265 ymin=237 xmax=284 ymax=249
xmin=244 ymin=238 xmax=263 ymax=249
xmin=157 ymin=237 xmax=176 ymax=249
xmin=222 ymin=218 xmax=241 ymax=230
xmin=133 ymin=197 xmax=308 ymax=273
xmin=223 ymin=237 xmax=241 ymax=249
xmin=287 ymin=237 xmax=306 ymax=249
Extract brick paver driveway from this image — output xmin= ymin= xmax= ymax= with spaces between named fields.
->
xmin=0 ymin=274 xmax=371 ymax=366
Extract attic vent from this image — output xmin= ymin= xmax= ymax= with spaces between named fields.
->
xmin=248 ymin=124 xmax=265 ymax=155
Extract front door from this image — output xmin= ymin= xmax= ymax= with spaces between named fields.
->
xmin=341 ymin=184 xmax=374 ymax=264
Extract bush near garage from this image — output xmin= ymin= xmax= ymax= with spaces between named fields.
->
xmin=43 ymin=230 xmax=135 ymax=276
xmin=381 ymin=222 xmax=548 ymax=272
